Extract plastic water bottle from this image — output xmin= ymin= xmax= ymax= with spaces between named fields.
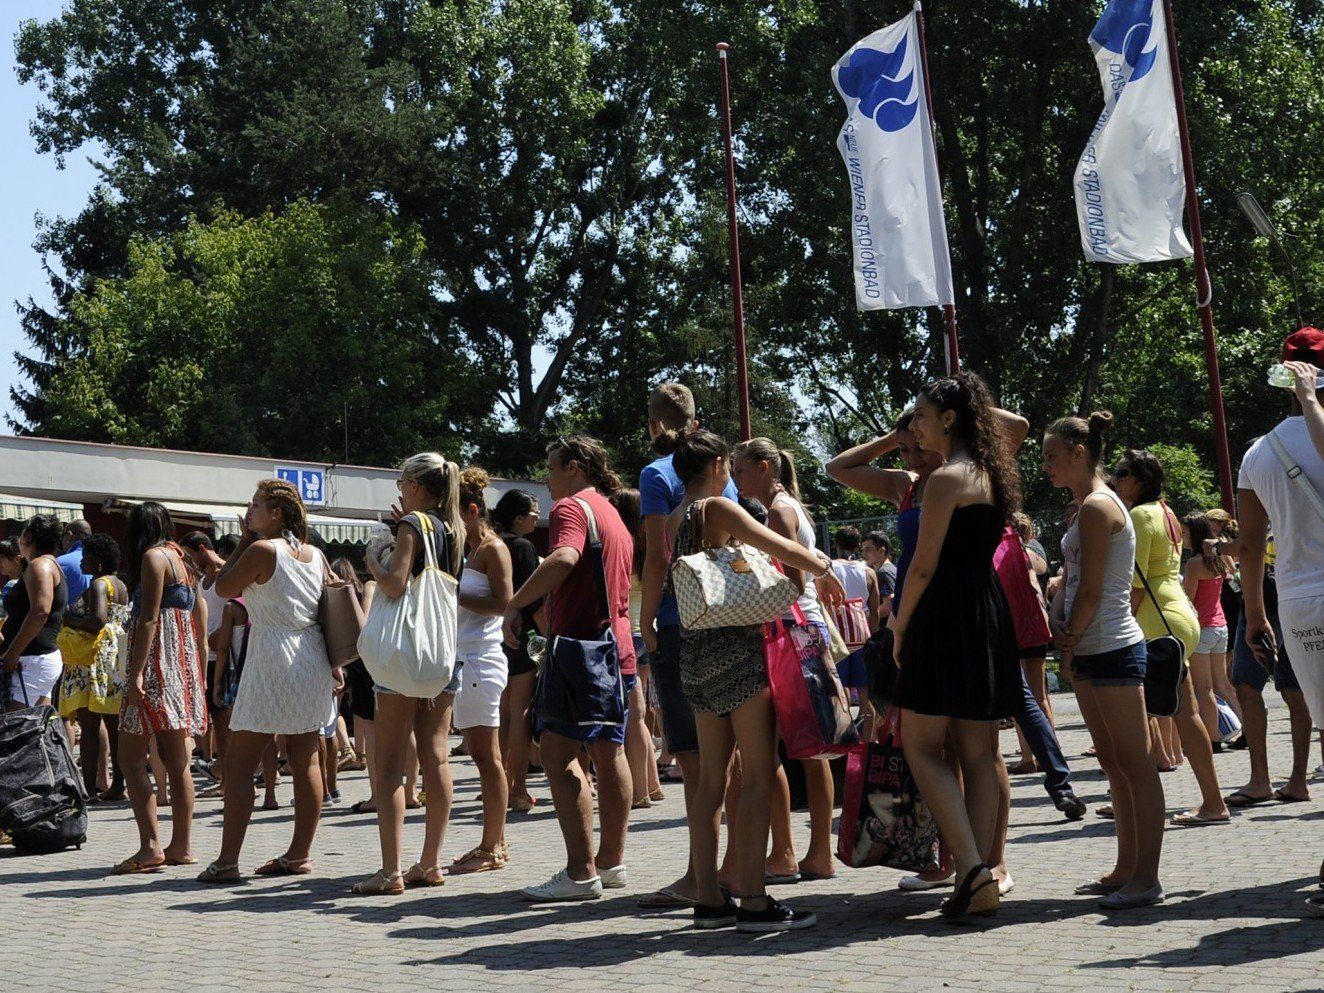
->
xmin=1268 ymin=363 xmax=1324 ymax=389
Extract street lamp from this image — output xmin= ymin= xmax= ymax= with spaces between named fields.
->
xmin=1237 ymin=191 xmax=1304 ymax=329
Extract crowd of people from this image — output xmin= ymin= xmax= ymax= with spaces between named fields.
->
xmin=2 ymin=328 xmax=1323 ymax=927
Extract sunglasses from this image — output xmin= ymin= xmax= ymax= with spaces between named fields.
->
xmin=1112 ymin=468 xmax=1132 ymax=479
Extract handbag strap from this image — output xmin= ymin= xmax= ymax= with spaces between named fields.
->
xmin=409 ymin=511 xmax=443 ymax=574
xmin=571 ymin=496 xmax=611 ymax=633
xmin=1267 ymin=425 xmax=1324 ymax=526
xmin=1133 ymin=559 xmax=1176 ymax=640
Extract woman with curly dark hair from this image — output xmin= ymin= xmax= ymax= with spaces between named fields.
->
xmin=889 ymin=372 xmax=1023 ymax=920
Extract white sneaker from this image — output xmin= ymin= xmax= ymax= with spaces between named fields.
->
xmin=1313 ymin=764 xmax=1324 ymax=781
xmin=520 ymin=869 xmax=602 ymax=902
xmin=599 ymin=864 xmax=627 ymax=889
xmin=898 ymin=873 xmax=954 ymax=892
xmin=998 ymin=872 xmax=1015 ymax=896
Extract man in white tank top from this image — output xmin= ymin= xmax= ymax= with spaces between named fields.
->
xmin=830 ymin=526 xmax=880 ymax=635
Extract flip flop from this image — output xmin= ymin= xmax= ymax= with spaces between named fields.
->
xmin=111 ymin=857 xmax=165 ymax=875
xmin=163 ymin=854 xmax=198 ymax=866
xmin=764 ymin=871 xmax=801 ymax=886
xmin=351 ymin=800 xmax=376 ymax=814
xmin=1170 ymin=811 xmax=1232 ymax=827
xmin=1224 ymin=790 xmax=1273 ymax=808
xmin=658 ymin=765 xmax=684 ymax=784
xmin=196 ymin=861 xmax=242 ymax=884
xmin=637 ymin=886 xmax=696 ymax=909
xmin=1274 ymin=788 xmax=1309 ymax=804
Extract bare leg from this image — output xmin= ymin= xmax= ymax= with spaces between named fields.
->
xmin=718 ymin=750 xmax=742 ymax=889
xmin=262 ymin=739 xmax=279 ymax=807
xmin=149 ymin=735 xmax=169 ymax=805
xmin=1173 ymin=677 xmax=1229 ymax=819
xmin=281 ymin=732 xmax=323 ymax=862
xmin=413 ymin=694 xmax=455 ymax=869
xmin=1211 ymin=653 xmax=1241 ymax=721
xmin=404 ymin=732 xmax=420 ymax=805
xmin=539 ymin=731 xmax=596 ymax=881
xmin=358 ymin=718 xmax=377 ymax=809
xmin=588 ymin=739 xmax=631 ymax=871
xmin=117 ymin=730 xmax=165 ymax=866
xmin=462 ymin=724 xmax=507 ymax=852
xmin=690 ymin=713 xmax=736 ymax=907
xmin=103 ymin=715 xmax=124 ymax=797
xmin=624 ymin=678 xmax=655 ymax=804
xmin=77 ymin=710 xmax=102 ymax=796
xmin=503 ymin=671 xmax=536 ymax=802
xmin=734 ymin=690 xmax=792 ymax=908
xmin=373 ymin=693 xmax=423 ymax=875
xmin=902 ymin=711 xmax=990 ymax=890
xmin=767 ymin=762 xmax=799 ymax=877
xmin=1281 ymin=690 xmax=1313 ymax=801
xmin=1231 ymin=684 xmax=1272 ymax=800
xmin=798 ymin=759 xmax=836 ymax=879
xmin=1189 ymin=653 xmax=1221 ymax=741
xmin=215 ymin=731 xmax=274 ymax=867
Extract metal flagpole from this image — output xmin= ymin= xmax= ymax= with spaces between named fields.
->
xmin=716 ymin=42 xmax=753 ymax=441
xmin=1161 ymin=0 xmax=1235 ymax=513
xmin=912 ymin=2 xmax=961 ymax=376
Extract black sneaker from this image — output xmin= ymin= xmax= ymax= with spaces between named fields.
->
xmin=736 ymin=896 xmax=817 ymax=932
xmin=693 ymin=897 xmax=739 ymax=930
xmin=1054 ymin=791 xmax=1087 ymax=822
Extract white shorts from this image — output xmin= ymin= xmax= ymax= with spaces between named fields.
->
xmin=452 ymin=647 xmax=508 ymax=731
xmin=1279 ymin=595 xmax=1324 ymax=729
xmin=1196 ymin=625 xmax=1229 ymax=654
xmin=8 ymin=650 xmax=63 ymax=706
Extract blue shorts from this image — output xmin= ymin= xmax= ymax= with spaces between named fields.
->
xmin=538 ymin=672 xmax=635 ymax=745
xmin=650 ymin=625 xmax=699 ymax=755
xmin=1230 ymin=607 xmax=1299 ymax=694
xmin=1071 ymin=642 xmax=1147 ymax=687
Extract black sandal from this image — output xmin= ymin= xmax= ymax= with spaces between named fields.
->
xmin=939 ymin=863 xmax=999 ymax=919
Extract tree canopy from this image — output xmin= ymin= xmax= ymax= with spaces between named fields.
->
xmin=11 ymin=0 xmax=1324 ymax=525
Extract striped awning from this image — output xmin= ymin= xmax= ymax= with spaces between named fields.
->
xmin=0 ymin=492 xmax=85 ymax=524
xmin=102 ymin=499 xmax=380 ymax=545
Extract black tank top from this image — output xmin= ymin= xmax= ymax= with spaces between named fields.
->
xmin=0 ymin=560 xmax=67 ymax=656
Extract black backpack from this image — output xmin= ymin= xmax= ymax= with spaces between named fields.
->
xmin=0 ymin=700 xmax=88 ymax=854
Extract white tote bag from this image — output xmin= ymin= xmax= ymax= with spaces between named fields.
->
xmin=358 ymin=512 xmax=459 ymax=697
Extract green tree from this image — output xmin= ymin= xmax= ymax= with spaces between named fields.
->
xmin=35 ymin=198 xmax=487 ymax=463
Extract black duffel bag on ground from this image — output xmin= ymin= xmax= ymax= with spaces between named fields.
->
xmin=0 ymin=675 xmax=88 ymax=854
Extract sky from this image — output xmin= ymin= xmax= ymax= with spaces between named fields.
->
xmin=1 ymin=2 xmax=101 ymax=429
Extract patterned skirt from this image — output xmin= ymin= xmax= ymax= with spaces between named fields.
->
xmin=120 ymin=606 xmax=208 ymax=736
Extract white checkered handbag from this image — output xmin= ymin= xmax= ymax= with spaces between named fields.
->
xmin=671 ymin=500 xmax=798 ymax=630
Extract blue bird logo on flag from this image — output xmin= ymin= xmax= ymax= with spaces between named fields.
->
xmin=835 ymin=34 xmax=918 ymax=133
xmin=1091 ymin=0 xmax=1159 ymax=81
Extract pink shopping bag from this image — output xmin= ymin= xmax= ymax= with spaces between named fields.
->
xmin=766 ymin=605 xmax=860 ymax=760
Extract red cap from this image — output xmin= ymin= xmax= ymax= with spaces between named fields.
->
xmin=1282 ymin=327 xmax=1324 ymax=365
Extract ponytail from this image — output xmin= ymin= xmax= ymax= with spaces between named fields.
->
xmin=778 ymin=448 xmax=800 ymax=501
xmin=547 ymin=435 xmax=623 ymax=496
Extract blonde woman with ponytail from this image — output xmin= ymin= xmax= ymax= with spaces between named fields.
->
xmin=450 ymin=467 xmax=514 ymax=874
xmin=352 ymin=453 xmax=466 ymax=895
xmin=732 ymin=438 xmax=843 ymax=885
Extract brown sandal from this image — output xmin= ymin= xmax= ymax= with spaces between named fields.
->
xmin=351 ymin=869 xmax=405 ymax=895
xmin=196 ymin=861 xmax=242 ymax=884
xmin=254 ymin=855 xmax=313 ymax=876
xmin=112 ymin=857 xmax=165 ymax=875
xmin=449 ymin=846 xmax=505 ymax=875
xmin=403 ymin=863 xmax=445 ymax=887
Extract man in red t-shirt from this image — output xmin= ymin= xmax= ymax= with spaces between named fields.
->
xmin=504 ymin=435 xmax=636 ymax=903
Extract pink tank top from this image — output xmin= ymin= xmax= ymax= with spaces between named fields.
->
xmin=1192 ymin=576 xmax=1226 ymax=628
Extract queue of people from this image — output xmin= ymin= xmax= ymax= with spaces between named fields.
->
xmin=2 ymin=328 xmax=1323 ymax=923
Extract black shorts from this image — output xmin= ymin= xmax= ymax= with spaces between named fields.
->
xmin=504 ymin=640 xmax=537 ymax=678
xmin=343 ymin=660 xmax=376 ymax=722
xmin=1018 ymin=642 xmax=1051 ymax=660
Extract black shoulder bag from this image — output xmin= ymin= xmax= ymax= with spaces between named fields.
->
xmin=1136 ymin=562 xmax=1187 ymax=718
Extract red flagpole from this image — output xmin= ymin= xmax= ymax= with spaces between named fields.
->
xmin=913 ymin=2 xmax=960 ymax=376
xmin=716 ymin=42 xmax=753 ymax=441
xmin=1161 ymin=0 xmax=1235 ymax=513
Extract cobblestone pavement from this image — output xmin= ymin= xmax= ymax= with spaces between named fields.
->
xmin=5 ymin=693 xmax=1324 ymax=993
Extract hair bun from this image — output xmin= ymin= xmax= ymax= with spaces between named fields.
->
xmin=652 ymin=425 xmax=686 ymax=456
xmin=460 ymin=466 xmax=490 ymax=493
xmin=1087 ymin=410 xmax=1114 ymax=436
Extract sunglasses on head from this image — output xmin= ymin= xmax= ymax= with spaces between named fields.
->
xmin=1112 ymin=467 xmax=1132 ymax=479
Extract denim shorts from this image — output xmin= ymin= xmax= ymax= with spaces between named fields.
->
xmin=375 ymin=659 xmax=463 ymax=699
xmin=1197 ymin=625 xmax=1229 ymax=655
xmin=650 ymin=625 xmax=699 ymax=754
xmin=538 ymin=672 xmax=634 ymax=745
xmin=1071 ymin=641 xmax=1147 ymax=686
xmin=1230 ymin=608 xmax=1299 ymax=694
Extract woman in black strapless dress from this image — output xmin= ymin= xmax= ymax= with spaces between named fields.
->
xmin=891 ymin=373 xmax=1023 ymax=921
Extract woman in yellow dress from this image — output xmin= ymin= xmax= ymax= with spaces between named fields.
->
xmin=1112 ymin=451 xmax=1229 ymax=826
xmin=56 ymin=533 xmax=130 ymax=801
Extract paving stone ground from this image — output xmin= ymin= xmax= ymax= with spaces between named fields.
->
xmin=5 ymin=692 xmax=1324 ymax=993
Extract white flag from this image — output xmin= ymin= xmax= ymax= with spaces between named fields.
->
xmin=832 ymin=11 xmax=954 ymax=310
xmin=1074 ymin=0 xmax=1193 ymax=263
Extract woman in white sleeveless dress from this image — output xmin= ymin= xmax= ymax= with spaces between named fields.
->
xmin=448 ymin=468 xmax=514 ymax=875
xmin=197 ymin=479 xmax=334 ymax=884
xmin=733 ymin=438 xmax=844 ymax=886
